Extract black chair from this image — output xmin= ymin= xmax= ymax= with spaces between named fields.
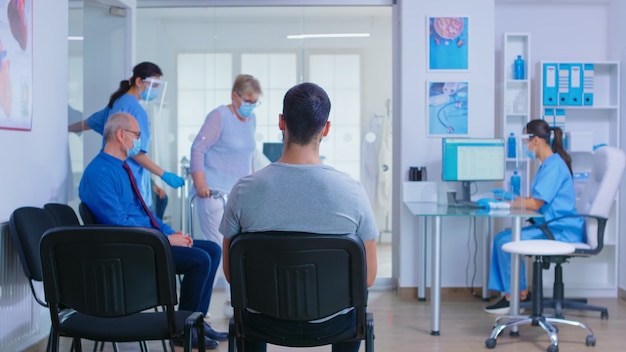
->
xmin=44 ymin=203 xmax=81 ymax=226
xmin=79 ymin=202 xmax=97 ymax=225
xmin=227 ymin=231 xmax=374 ymax=352
xmin=39 ymin=226 xmax=206 ymax=352
xmin=9 ymin=207 xmax=58 ymax=309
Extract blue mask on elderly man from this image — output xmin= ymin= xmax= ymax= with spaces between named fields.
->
xmin=127 ymin=138 xmax=142 ymax=158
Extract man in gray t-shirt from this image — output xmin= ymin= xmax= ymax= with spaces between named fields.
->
xmin=220 ymin=82 xmax=378 ymax=352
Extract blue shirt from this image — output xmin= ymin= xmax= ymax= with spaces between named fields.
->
xmin=78 ymin=152 xmax=174 ymax=235
xmin=531 ymin=153 xmax=583 ymax=242
xmin=86 ymin=94 xmax=153 ymax=206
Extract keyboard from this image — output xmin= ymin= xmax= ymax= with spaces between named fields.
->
xmin=448 ymin=200 xmax=481 ymax=209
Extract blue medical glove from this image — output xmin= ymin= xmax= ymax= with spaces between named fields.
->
xmin=161 ymin=171 xmax=185 ymax=188
xmin=491 ymin=188 xmax=515 ymax=201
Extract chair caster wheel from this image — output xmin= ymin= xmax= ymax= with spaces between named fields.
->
xmin=509 ymin=330 xmax=519 ymax=337
xmin=485 ymin=338 xmax=497 ymax=349
xmin=586 ymin=335 xmax=596 ymax=346
xmin=600 ymin=310 xmax=609 ymax=320
xmin=547 ymin=344 xmax=558 ymax=352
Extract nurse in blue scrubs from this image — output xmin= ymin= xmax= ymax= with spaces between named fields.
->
xmin=485 ymin=119 xmax=583 ymax=314
xmin=69 ymin=62 xmax=184 ymax=210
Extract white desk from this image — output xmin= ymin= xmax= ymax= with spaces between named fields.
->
xmin=404 ymin=202 xmax=541 ymax=336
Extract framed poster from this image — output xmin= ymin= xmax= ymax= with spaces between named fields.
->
xmin=427 ymin=16 xmax=469 ymax=71
xmin=0 ymin=0 xmax=32 ymax=131
xmin=427 ymin=81 xmax=468 ymax=136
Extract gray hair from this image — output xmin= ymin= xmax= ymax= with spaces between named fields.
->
xmin=103 ymin=112 xmax=134 ymax=141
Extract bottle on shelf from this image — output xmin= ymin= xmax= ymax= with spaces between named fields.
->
xmin=507 ymin=132 xmax=516 ymax=158
xmin=510 ymin=170 xmax=521 ymax=196
xmin=514 ymin=55 xmax=525 ymax=80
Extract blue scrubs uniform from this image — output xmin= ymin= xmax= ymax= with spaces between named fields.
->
xmin=488 ymin=154 xmax=584 ymax=293
xmin=86 ymin=94 xmax=153 ymax=206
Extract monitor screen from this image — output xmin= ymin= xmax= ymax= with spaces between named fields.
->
xmin=442 ymin=138 xmax=505 ymax=182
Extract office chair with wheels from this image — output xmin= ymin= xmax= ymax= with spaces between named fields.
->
xmin=227 ymin=232 xmax=374 ymax=352
xmin=521 ymin=146 xmax=625 ymax=320
xmin=79 ymin=202 xmax=98 ymax=225
xmin=39 ymin=226 xmax=206 ymax=352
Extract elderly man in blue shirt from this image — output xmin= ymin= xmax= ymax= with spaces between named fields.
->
xmin=79 ymin=112 xmax=226 ymax=349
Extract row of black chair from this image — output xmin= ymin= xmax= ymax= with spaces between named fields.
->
xmin=9 ymin=203 xmax=205 ymax=352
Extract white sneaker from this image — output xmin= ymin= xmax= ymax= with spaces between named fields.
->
xmin=223 ymin=301 xmax=234 ymax=318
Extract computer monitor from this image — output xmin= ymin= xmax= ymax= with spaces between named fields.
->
xmin=442 ymin=138 xmax=505 ymax=203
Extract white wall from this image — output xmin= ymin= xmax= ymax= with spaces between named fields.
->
xmin=0 ymin=1 xmax=69 ymax=222
xmin=394 ymin=0 xmax=496 ymax=289
xmin=0 ymin=1 xmax=68 ymax=350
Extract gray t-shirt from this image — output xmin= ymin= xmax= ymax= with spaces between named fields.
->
xmin=219 ymin=162 xmax=378 ymax=242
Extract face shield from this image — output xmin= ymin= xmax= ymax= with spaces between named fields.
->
xmin=140 ymin=77 xmax=168 ymax=117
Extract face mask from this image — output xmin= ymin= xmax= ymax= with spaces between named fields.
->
xmin=522 ymin=144 xmax=535 ymax=159
xmin=238 ymin=101 xmax=256 ymax=118
xmin=140 ymin=86 xmax=159 ymax=102
xmin=127 ymin=138 xmax=141 ymax=158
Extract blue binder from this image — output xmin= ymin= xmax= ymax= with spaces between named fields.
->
xmin=558 ymin=63 xmax=570 ymax=105
xmin=568 ymin=63 xmax=583 ymax=106
xmin=583 ymin=63 xmax=594 ymax=106
xmin=543 ymin=63 xmax=558 ymax=106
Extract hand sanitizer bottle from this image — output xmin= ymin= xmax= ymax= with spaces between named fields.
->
xmin=514 ymin=55 xmax=525 ymax=80
xmin=510 ymin=170 xmax=521 ymax=196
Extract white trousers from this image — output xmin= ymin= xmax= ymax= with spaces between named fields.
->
xmin=195 ymin=195 xmax=230 ymax=300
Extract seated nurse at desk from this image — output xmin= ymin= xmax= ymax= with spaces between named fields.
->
xmin=485 ymin=119 xmax=583 ymax=314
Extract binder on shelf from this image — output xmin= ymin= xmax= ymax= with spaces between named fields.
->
xmin=543 ymin=63 xmax=558 ymax=106
xmin=555 ymin=109 xmax=566 ymax=128
xmin=558 ymin=63 xmax=571 ymax=105
xmin=583 ymin=63 xmax=594 ymax=106
xmin=568 ymin=63 xmax=583 ymax=106
xmin=543 ymin=108 xmax=555 ymax=125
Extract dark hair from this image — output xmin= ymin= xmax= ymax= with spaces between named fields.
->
xmin=526 ymin=119 xmax=572 ymax=175
xmin=282 ymin=82 xmax=331 ymax=145
xmin=107 ymin=62 xmax=163 ymax=108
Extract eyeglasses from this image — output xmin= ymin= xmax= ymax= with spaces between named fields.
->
xmin=236 ymin=92 xmax=261 ymax=107
xmin=143 ymin=77 xmax=164 ymax=89
xmin=123 ymin=129 xmax=141 ymax=139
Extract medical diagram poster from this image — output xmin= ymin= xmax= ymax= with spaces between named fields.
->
xmin=427 ymin=82 xmax=468 ymax=136
xmin=0 ymin=0 xmax=32 ymax=131
xmin=428 ymin=17 xmax=468 ymax=70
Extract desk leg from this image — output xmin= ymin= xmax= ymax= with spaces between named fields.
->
xmin=482 ymin=218 xmax=491 ymax=301
xmin=509 ymin=217 xmax=522 ymax=335
xmin=418 ymin=218 xmax=427 ymax=301
xmin=431 ymin=216 xmax=442 ymax=336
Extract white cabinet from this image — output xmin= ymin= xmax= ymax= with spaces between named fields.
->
xmin=537 ymin=61 xmax=621 ymax=297
xmin=500 ymin=33 xmax=531 ymax=195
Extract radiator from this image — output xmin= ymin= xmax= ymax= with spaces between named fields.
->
xmin=0 ymin=221 xmax=45 ymax=351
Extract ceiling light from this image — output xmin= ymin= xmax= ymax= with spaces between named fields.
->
xmin=287 ymin=33 xmax=370 ymax=39
xmin=68 ymin=36 xmax=84 ymax=41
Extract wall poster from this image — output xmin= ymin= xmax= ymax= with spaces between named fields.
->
xmin=427 ymin=81 xmax=468 ymax=136
xmin=0 ymin=0 xmax=32 ymax=131
xmin=428 ymin=16 xmax=469 ymax=71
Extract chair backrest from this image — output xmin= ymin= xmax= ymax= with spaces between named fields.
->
xmin=39 ymin=226 xmax=178 ymax=320
xmin=578 ymin=146 xmax=626 ymax=249
xmin=229 ymin=232 xmax=368 ymax=321
xmin=44 ymin=203 xmax=81 ymax=226
xmin=79 ymin=202 xmax=98 ymax=225
xmin=9 ymin=207 xmax=58 ymax=283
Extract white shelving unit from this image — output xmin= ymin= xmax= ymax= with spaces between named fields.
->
xmin=538 ymin=60 xmax=621 ymax=297
xmin=500 ymin=33 xmax=531 ymax=196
